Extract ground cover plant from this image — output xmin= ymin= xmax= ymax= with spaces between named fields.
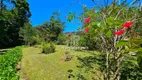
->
xmin=0 ymin=47 xmax=22 ymax=80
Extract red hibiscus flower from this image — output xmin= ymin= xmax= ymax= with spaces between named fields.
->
xmin=84 ymin=28 xmax=89 ymax=33
xmin=84 ymin=17 xmax=91 ymax=24
xmin=114 ymin=29 xmax=124 ymax=35
xmin=122 ymin=21 xmax=133 ymax=28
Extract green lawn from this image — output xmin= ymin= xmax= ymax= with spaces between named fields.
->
xmin=19 ymin=45 xmax=101 ymax=80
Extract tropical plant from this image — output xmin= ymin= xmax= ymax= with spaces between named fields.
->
xmin=68 ymin=0 xmax=142 ymax=79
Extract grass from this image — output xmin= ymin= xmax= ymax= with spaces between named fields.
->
xmin=18 ymin=45 xmax=142 ymax=80
xmin=19 ymin=45 xmax=101 ymax=80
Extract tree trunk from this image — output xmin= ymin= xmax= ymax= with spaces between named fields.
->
xmin=105 ymin=51 xmax=110 ymax=80
xmin=113 ymin=55 xmax=124 ymax=80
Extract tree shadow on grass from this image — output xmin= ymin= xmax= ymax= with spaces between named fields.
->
xmin=120 ymin=56 xmax=142 ymax=80
xmin=77 ymin=55 xmax=106 ymax=80
xmin=76 ymin=54 xmax=142 ymax=80
xmin=67 ymin=53 xmax=142 ymax=80
xmin=67 ymin=53 xmax=106 ymax=80
xmin=74 ymin=48 xmax=95 ymax=54
xmin=76 ymin=53 xmax=106 ymax=71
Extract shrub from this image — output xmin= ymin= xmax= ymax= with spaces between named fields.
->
xmin=56 ymin=33 xmax=67 ymax=45
xmin=42 ymin=42 xmax=56 ymax=54
xmin=0 ymin=47 xmax=22 ymax=80
xmin=64 ymin=51 xmax=73 ymax=61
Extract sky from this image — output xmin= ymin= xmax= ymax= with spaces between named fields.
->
xmin=27 ymin=0 xmax=94 ymax=32
xmin=27 ymin=0 xmax=141 ymax=32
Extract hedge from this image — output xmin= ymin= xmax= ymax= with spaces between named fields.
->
xmin=0 ymin=47 xmax=22 ymax=80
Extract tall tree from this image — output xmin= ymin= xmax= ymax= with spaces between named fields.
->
xmin=0 ymin=0 xmax=31 ymax=48
xmin=19 ymin=23 xmax=36 ymax=45
xmin=35 ymin=12 xmax=65 ymax=42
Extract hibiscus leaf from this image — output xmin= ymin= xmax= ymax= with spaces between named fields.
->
xmin=91 ymin=22 xmax=98 ymax=26
xmin=128 ymin=48 xmax=142 ymax=52
xmin=67 ymin=12 xmax=75 ymax=22
xmin=106 ymin=30 xmax=112 ymax=38
xmin=116 ymin=40 xmax=129 ymax=48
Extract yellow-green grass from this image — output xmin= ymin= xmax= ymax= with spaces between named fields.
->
xmin=19 ymin=45 xmax=101 ymax=80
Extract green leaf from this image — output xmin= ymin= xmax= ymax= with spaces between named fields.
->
xmin=116 ymin=40 xmax=129 ymax=48
xmin=91 ymin=22 xmax=99 ymax=26
xmin=106 ymin=30 xmax=112 ymax=38
xmin=132 ymin=39 xmax=142 ymax=44
xmin=128 ymin=48 xmax=142 ymax=52
xmin=120 ymin=50 xmax=126 ymax=54
xmin=67 ymin=12 xmax=76 ymax=22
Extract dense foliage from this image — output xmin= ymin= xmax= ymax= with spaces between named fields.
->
xmin=35 ymin=12 xmax=65 ymax=43
xmin=56 ymin=33 xmax=67 ymax=45
xmin=19 ymin=23 xmax=37 ymax=45
xmin=0 ymin=47 xmax=22 ymax=80
xmin=0 ymin=0 xmax=31 ymax=48
xmin=42 ymin=42 xmax=56 ymax=54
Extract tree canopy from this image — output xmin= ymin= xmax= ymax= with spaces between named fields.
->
xmin=0 ymin=0 xmax=31 ymax=48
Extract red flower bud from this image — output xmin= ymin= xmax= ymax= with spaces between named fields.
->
xmin=84 ymin=28 xmax=89 ymax=33
xmin=84 ymin=17 xmax=91 ymax=24
xmin=114 ymin=29 xmax=124 ymax=35
xmin=122 ymin=21 xmax=133 ymax=28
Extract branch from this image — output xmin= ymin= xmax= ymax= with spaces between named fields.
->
xmin=113 ymin=55 xmax=125 ymax=80
xmin=92 ymin=0 xmax=103 ymax=11
xmin=100 ymin=35 xmax=107 ymax=47
xmin=114 ymin=8 xmax=123 ymax=20
xmin=62 ymin=0 xmax=81 ymax=12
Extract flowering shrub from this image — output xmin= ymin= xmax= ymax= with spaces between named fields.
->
xmin=84 ymin=17 xmax=91 ymax=24
xmin=122 ymin=21 xmax=133 ymax=28
xmin=114 ymin=21 xmax=133 ymax=35
xmin=84 ymin=28 xmax=89 ymax=33
xmin=78 ymin=5 xmax=142 ymax=80
xmin=67 ymin=0 xmax=142 ymax=79
xmin=114 ymin=29 xmax=124 ymax=35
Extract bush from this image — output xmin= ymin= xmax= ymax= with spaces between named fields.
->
xmin=56 ymin=33 xmax=67 ymax=45
xmin=64 ymin=51 xmax=73 ymax=61
xmin=0 ymin=47 xmax=22 ymax=80
xmin=42 ymin=42 xmax=56 ymax=54
xmin=79 ymin=34 xmax=102 ymax=50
